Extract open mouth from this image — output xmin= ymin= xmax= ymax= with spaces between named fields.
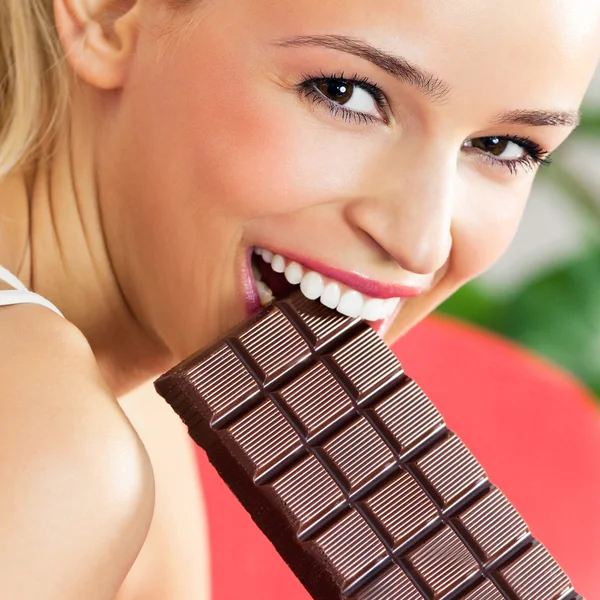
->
xmin=249 ymin=247 xmax=403 ymax=326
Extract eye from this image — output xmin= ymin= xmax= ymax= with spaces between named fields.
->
xmin=297 ymin=72 xmax=389 ymax=125
xmin=464 ymin=137 xmax=525 ymax=160
xmin=313 ymin=79 xmax=381 ymax=119
xmin=462 ymin=134 xmax=551 ymax=175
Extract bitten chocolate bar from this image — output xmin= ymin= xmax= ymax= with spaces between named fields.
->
xmin=154 ymin=290 xmax=582 ymax=600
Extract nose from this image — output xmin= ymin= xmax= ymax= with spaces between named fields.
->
xmin=347 ymin=145 xmax=455 ymax=275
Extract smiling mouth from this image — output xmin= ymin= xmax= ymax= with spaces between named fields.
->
xmin=250 ymin=247 xmax=404 ymax=322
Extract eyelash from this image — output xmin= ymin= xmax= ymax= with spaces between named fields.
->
xmin=296 ymin=71 xmax=552 ymax=175
xmin=472 ymin=135 xmax=552 ymax=175
xmin=297 ymin=70 xmax=388 ymax=125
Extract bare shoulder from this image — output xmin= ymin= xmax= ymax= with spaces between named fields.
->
xmin=116 ymin=381 xmax=211 ymax=600
xmin=0 ymin=304 xmax=155 ymax=600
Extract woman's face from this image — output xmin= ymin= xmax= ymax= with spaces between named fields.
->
xmin=97 ymin=0 xmax=600 ymax=360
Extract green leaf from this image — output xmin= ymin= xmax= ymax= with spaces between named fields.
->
xmin=436 ymin=281 xmax=503 ymax=329
xmin=577 ymin=110 xmax=600 ymax=135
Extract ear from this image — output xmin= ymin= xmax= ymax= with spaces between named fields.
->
xmin=53 ymin=0 xmax=140 ymax=90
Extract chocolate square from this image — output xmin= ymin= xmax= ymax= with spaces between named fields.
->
xmin=321 ymin=417 xmax=397 ymax=493
xmin=371 ymin=377 xmax=445 ymax=455
xmin=314 ymin=510 xmax=387 ymax=589
xmin=277 ymin=361 xmax=354 ymax=441
xmin=281 ymin=293 xmax=360 ymax=350
xmin=498 ymin=544 xmax=571 ymax=600
xmin=238 ymin=307 xmax=311 ymax=385
xmin=365 ymin=471 xmax=437 ymax=548
xmin=271 ymin=454 xmax=345 ymax=532
xmin=413 ymin=435 xmax=487 ymax=508
xmin=406 ymin=527 xmax=479 ymax=599
xmin=328 ymin=328 xmax=403 ymax=402
xmin=455 ymin=487 xmax=529 ymax=563
xmin=185 ymin=343 xmax=261 ymax=425
xmin=227 ymin=399 xmax=304 ymax=480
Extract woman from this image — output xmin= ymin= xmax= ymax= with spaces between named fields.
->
xmin=0 ymin=0 xmax=599 ymax=598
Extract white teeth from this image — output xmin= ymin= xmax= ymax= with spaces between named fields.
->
xmin=251 ymin=248 xmax=404 ymax=322
xmin=300 ymin=271 xmax=324 ymax=300
xmin=256 ymin=280 xmax=274 ymax=306
xmin=337 ymin=290 xmax=364 ymax=318
xmin=384 ymin=298 xmax=401 ymax=318
xmin=271 ymin=254 xmax=285 ymax=273
xmin=255 ymin=246 xmax=274 ymax=263
xmin=360 ymin=298 xmax=386 ymax=321
xmin=285 ymin=261 xmax=303 ymax=285
xmin=320 ymin=282 xmax=341 ymax=309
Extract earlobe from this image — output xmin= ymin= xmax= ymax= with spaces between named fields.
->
xmin=53 ymin=0 xmax=140 ymax=90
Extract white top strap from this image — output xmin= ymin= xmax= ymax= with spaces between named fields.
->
xmin=0 ymin=265 xmax=65 ymax=318
xmin=0 ymin=264 xmax=28 ymax=291
xmin=0 ymin=290 xmax=65 ymax=318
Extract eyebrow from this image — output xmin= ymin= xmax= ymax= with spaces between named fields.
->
xmin=273 ymin=34 xmax=451 ymax=102
xmin=493 ymin=109 xmax=581 ymax=128
xmin=273 ymin=34 xmax=580 ymax=127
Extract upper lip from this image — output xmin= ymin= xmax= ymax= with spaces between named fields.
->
xmin=261 ymin=248 xmax=428 ymax=300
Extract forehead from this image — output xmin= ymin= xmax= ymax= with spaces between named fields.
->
xmin=233 ymin=0 xmax=600 ymax=110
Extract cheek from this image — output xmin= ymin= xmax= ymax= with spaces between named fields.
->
xmin=185 ymin=91 xmax=371 ymax=221
xmin=449 ymin=175 xmax=533 ymax=282
xmin=150 ymin=38 xmax=379 ymax=221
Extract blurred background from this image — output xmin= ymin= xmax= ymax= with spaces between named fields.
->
xmin=436 ymin=66 xmax=600 ymax=401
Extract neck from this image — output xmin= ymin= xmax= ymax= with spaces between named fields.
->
xmin=0 ymin=86 xmax=173 ymax=397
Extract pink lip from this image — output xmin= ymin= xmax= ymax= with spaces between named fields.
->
xmin=241 ymin=247 xmax=407 ymax=340
xmin=242 ymin=247 xmax=262 ymax=315
xmin=270 ymin=250 xmax=425 ymax=300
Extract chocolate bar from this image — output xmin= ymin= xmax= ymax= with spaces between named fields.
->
xmin=154 ymin=290 xmax=581 ymax=600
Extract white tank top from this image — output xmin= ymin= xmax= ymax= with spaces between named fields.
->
xmin=0 ymin=265 xmax=64 ymax=318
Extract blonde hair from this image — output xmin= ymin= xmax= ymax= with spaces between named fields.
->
xmin=0 ymin=0 xmax=69 ymax=179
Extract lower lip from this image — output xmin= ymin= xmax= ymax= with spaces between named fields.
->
xmin=242 ymin=247 xmax=262 ymax=315
xmin=242 ymin=248 xmax=399 ymax=341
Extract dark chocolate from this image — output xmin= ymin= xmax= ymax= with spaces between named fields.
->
xmin=155 ymin=291 xmax=581 ymax=600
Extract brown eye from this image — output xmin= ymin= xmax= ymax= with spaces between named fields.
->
xmin=464 ymin=136 xmax=524 ymax=160
xmin=462 ymin=133 xmax=550 ymax=174
xmin=302 ymin=77 xmax=384 ymax=123
xmin=315 ymin=79 xmax=354 ymax=105
xmin=470 ymin=136 xmax=510 ymax=156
